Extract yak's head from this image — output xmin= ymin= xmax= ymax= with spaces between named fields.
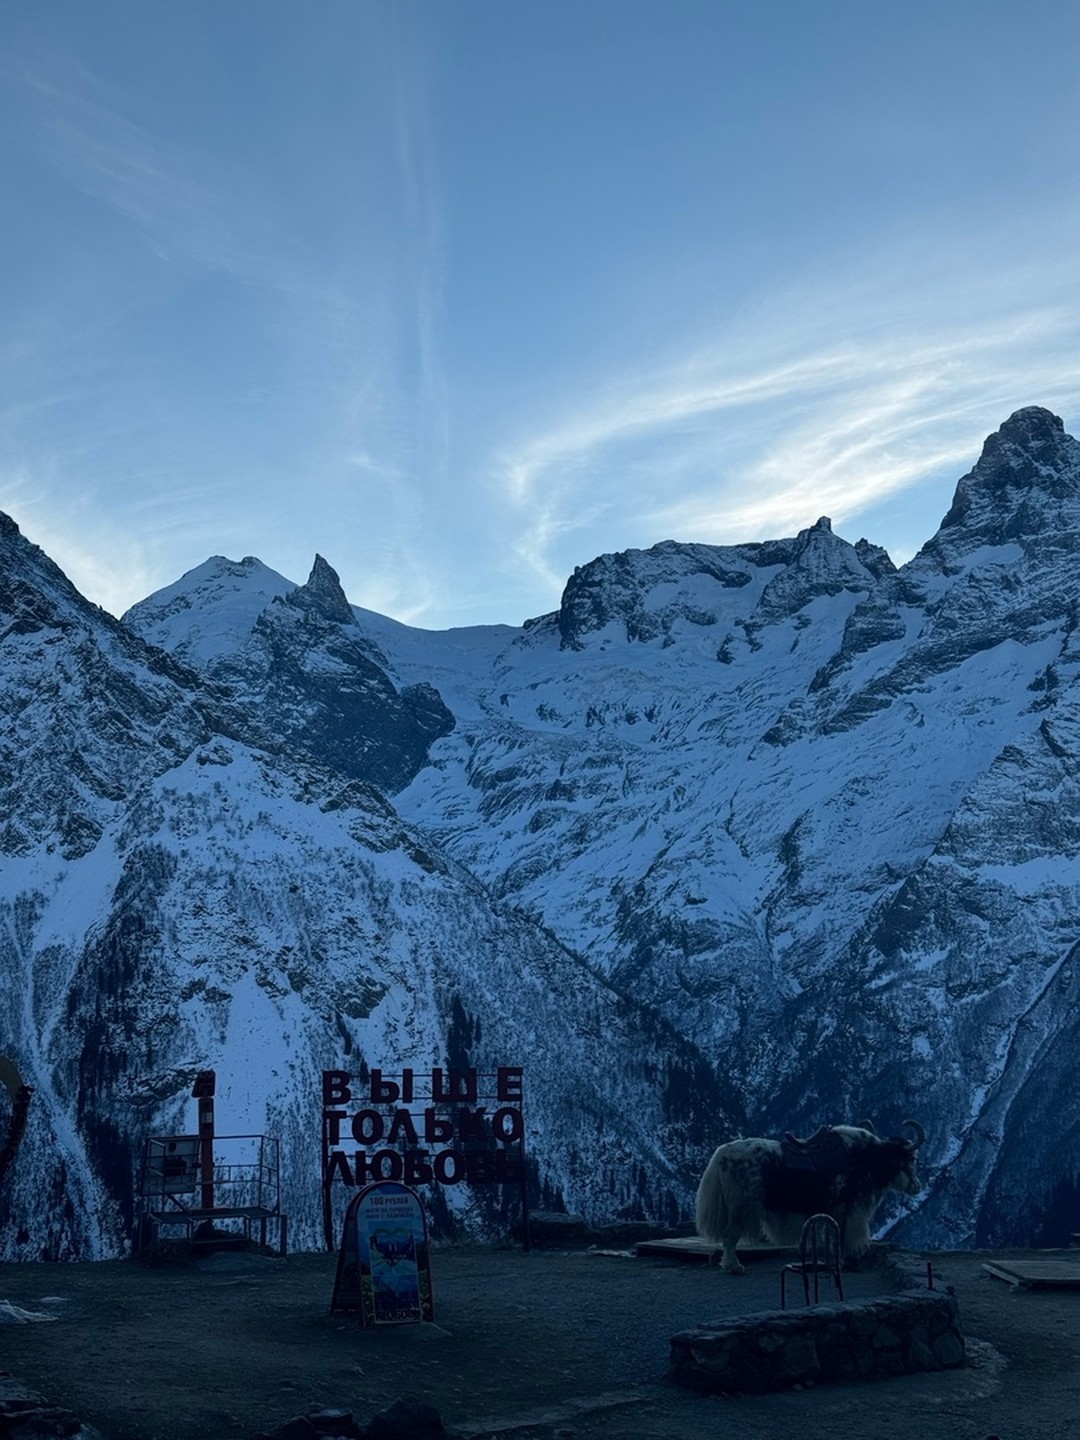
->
xmin=881 ymin=1119 xmax=925 ymax=1195
xmin=839 ymin=1118 xmax=926 ymax=1195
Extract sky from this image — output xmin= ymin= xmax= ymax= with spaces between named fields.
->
xmin=1 ymin=0 xmax=1079 ymax=630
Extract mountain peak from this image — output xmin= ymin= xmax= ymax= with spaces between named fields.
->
xmin=292 ymin=554 xmax=355 ymax=626
xmin=937 ymin=406 xmax=1080 ymax=544
xmin=995 ymin=406 xmax=1065 ymax=447
xmin=123 ymin=554 xmax=296 ymax=668
xmin=756 ymin=516 xmax=880 ymax=622
xmin=976 ymin=406 xmax=1071 ymax=482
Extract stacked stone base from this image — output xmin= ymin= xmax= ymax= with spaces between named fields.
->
xmin=669 ymin=1290 xmax=965 ymax=1394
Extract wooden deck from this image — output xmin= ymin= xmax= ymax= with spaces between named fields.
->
xmin=634 ymin=1236 xmax=791 ymax=1264
xmin=982 ymin=1259 xmax=1080 ymax=1290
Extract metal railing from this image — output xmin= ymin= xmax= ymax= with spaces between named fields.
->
xmin=137 ymin=1133 xmax=287 ymax=1256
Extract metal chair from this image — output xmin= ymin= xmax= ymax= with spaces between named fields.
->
xmin=780 ymin=1213 xmax=844 ymax=1308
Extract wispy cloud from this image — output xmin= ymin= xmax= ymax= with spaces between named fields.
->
xmin=0 ymin=23 xmax=450 ymax=621
xmin=4 ymin=48 xmax=249 ymax=276
xmin=3 ymin=17 xmax=1077 ymax=633
xmin=388 ymin=10 xmax=447 ymax=488
xmin=0 ymin=454 xmax=156 ymax=615
xmin=0 ymin=37 xmax=398 ymax=345
xmin=494 ymin=241 xmax=1080 ymax=592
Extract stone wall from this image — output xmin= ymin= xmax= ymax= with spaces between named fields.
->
xmin=669 ymin=1289 xmax=965 ymax=1394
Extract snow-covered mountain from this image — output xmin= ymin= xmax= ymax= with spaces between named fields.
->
xmin=0 ymin=524 xmax=729 ymax=1258
xmin=4 ymin=406 xmax=1080 ymax=1254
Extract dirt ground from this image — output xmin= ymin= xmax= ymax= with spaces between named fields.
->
xmin=1 ymin=1242 xmax=1079 ymax=1440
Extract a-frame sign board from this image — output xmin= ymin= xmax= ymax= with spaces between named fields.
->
xmin=331 ymin=1181 xmax=434 ymax=1325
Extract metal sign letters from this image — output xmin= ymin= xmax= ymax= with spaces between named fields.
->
xmin=320 ymin=1067 xmax=526 ymax=1250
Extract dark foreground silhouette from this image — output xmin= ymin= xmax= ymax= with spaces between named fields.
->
xmin=0 ymin=1245 xmax=1076 ymax=1440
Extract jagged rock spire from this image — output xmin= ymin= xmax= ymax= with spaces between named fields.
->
xmin=291 ymin=554 xmax=356 ymax=626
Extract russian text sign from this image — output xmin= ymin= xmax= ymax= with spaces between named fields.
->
xmin=320 ymin=1067 xmax=526 ymax=1249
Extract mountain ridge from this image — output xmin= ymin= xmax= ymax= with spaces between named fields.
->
xmin=3 ymin=406 xmax=1080 ymax=1254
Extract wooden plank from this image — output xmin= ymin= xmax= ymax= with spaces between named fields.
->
xmin=634 ymin=1236 xmax=790 ymax=1264
xmin=982 ymin=1260 xmax=1080 ymax=1290
xmin=635 ymin=1237 xmax=721 ymax=1262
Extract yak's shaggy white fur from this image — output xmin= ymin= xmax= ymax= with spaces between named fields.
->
xmin=695 ymin=1124 xmax=923 ymax=1273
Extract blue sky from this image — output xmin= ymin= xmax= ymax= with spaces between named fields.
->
xmin=2 ymin=0 xmax=1079 ymax=628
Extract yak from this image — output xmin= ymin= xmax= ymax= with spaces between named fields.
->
xmin=695 ymin=1120 xmax=925 ymax=1273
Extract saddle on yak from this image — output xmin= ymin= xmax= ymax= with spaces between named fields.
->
xmin=781 ymin=1126 xmax=852 ymax=1178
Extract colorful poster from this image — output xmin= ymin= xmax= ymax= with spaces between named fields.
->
xmin=331 ymin=1181 xmax=433 ymax=1324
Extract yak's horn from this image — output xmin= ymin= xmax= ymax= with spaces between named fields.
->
xmin=857 ymin=1118 xmax=876 ymax=1134
xmin=901 ymin=1119 xmax=926 ymax=1149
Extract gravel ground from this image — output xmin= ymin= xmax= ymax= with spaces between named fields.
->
xmin=0 ymin=1244 xmax=1078 ymax=1440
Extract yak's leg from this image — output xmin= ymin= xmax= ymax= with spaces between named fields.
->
xmin=721 ymin=1234 xmax=745 ymax=1274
